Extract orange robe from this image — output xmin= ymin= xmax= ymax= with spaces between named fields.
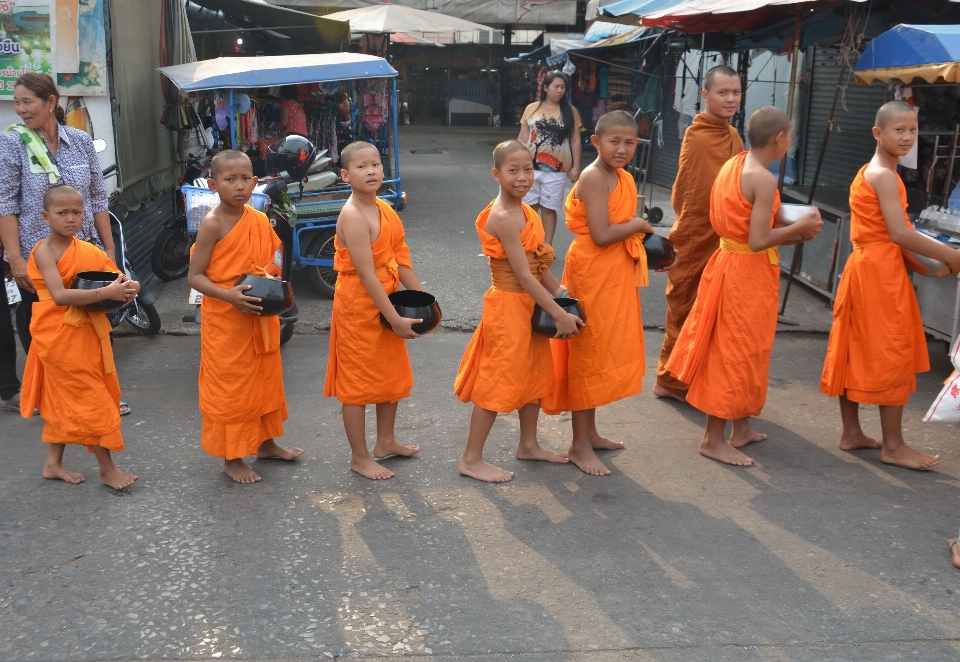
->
xmin=198 ymin=206 xmax=288 ymax=459
xmin=454 ymin=201 xmax=555 ymax=412
xmin=657 ymin=113 xmax=744 ymax=395
xmin=20 ymin=238 xmax=123 ymax=450
xmin=820 ymin=166 xmax=929 ymax=405
xmin=324 ymin=199 xmax=414 ymax=405
xmin=665 ymin=152 xmax=781 ymax=420
xmin=542 ymin=168 xmax=647 ymax=414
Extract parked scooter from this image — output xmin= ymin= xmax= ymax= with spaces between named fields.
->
xmin=151 ymin=153 xmax=208 ymax=282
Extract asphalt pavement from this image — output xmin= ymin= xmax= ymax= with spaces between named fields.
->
xmin=4 ymin=125 xmax=959 ymax=661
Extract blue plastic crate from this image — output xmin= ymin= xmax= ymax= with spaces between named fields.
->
xmin=181 ymin=185 xmax=269 ymax=235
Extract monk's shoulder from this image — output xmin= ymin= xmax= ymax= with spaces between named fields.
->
xmin=862 ymin=163 xmax=898 ymax=191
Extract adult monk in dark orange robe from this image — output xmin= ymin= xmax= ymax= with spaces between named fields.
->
xmin=666 ymin=107 xmax=822 ymax=466
xmin=325 ymin=142 xmax=424 ymax=481
xmin=655 ymin=65 xmax=744 ymax=402
xmin=21 ymin=184 xmax=139 ymax=489
xmin=188 ymin=151 xmax=302 ymax=484
xmin=821 ymin=101 xmax=960 ymax=470
xmin=454 ymin=140 xmax=579 ymax=483
xmin=542 ymin=111 xmax=659 ymax=476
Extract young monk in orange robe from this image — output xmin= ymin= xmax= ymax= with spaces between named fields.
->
xmin=821 ymin=101 xmax=960 ymax=470
xmin=324 ymin=142 xmax=424 ymax=481
xmin=666 ymin=107 xmax=822 ymax=466
xmin=543 ymin=111 xmax=672 ymax=476
xmin=656 ymin=65 xmax=744 ymax=403
xmin=188 ymin=150 xmax=303 ymax=484
xmin=20 ymin=184 xmax=139 ymax=489
xmin=454 ymin=140 xmax=582 ymax=482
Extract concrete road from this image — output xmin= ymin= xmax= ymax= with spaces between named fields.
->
xmin=3 ymin=329 xmax=960 ymax=661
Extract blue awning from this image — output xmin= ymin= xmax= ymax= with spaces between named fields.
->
xmin=598 ymin=0 xmax=687 ymax=19
xmin=158 ymin=53 xmax=396 ymax=92
xmin=855 ymin=24 xmax=960 ymax=84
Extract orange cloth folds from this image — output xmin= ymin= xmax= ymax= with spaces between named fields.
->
xmin=197 ymin=205 xmax=288 ymax=459
xmin=665 ymin=152 xmax=781 ymax=420
xmin=454 ymin=201 xmax=555 ymax=412
xmin=325 ymin=199 xmax=415 ymax=406
xmin=541 ymin=168 xmax=645 ymax=414
xmin=20 ymin=238 xmax=124 ymax=451
xmin=657 ymin=112 xmax=745 ymax=394
xmin=820 ymin=167 xmax=929 ymax=406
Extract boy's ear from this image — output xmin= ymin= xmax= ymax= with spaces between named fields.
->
xmin=491 ymin=166 xmax=501 ymax=183
xmin=871 ymin=126 xmax=882 ymax=141
xmin=590 ymin=134 xmax=600 ymax=148
xmin=206 ymin=177 xmax=218 ymax=193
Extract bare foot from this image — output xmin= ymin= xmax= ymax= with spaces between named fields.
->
xmin=880 ymin=443 xmax=940 ymax=471
xmin=838 ymin=432 xmax=882 ymax=451
xmin=567 ymin=445 xmax=611 ymax=476
xmin=949 ymin=539 xmax=960 ymax=570
xmin=351 ymin=457 xmax=395 ymax=480
xmin=699 ymin=437 xmax=754 ymax=467
xmin=373 ymin=439 xmax=420 ymax=459
xmin=42 ymin=462 xmax=85 ymax=484
xmin=100 ymin=466 xmax=138 ymax=490
xmin=516 ymin=444 xmax=569 ymax=463
xmin=653 ymin=383 xmax=687 ymax=403
xmin=729 ymin=427 xmax=767 ymax=449
xmin=256 ymin=438 xmax=304 ymax=460
xmin=458 ymin=457 xmax=514 ymax=482
xmin=223 ymin=459 xmax=261 ymax=483
xmin=590 ymin=433 xmax=624 ymax=451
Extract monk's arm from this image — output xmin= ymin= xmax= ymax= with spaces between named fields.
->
xmin=580 ymin=171 xmax=649 ymax=246
xmin=539 ymin=269 xmax=561 ymax=295
xmin=870 ymin=169 xmax=960 ymax=271
xmin=187 ymin=216 xmax=263 ymax=313
xmin=746 ymin=173 xmax=821 ymax=251
xmin=34 ymin=243 xmax=131 ymax=306
xmin=398 ymin=266 xmax=424 ymax=292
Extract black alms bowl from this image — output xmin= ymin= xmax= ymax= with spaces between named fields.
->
xmin=72 ymin=270 xmax=125 ymax=311
xmin=643 ymin=233 xmax=676 ymax=271
xmin=235 ymin=273 xmax=294 ymax=316
xmin=379 ymin=290 xmax=442 ymax=335
xmin=532 ymin=297 xmax=586 ymax=337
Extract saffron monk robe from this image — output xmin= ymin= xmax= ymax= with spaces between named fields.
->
xmin=542 ymin=110 xmax=677 ymax=476
xmin=20 ymin=184 xmax=140 ymax=489
xmin=666 ymin=107 xmax=822 ymax=467
xmin=454 ymin=140 xmax=583 ymax=483
xmin=324 ymin=141 xmax=425 ymax=481
xmin=656 ymin=64 xmax=744 ymax=403
xmin=821 ymin=100 xmax=960 ymax=471
xmin=187 ymin=150 xmax=303 ymax=485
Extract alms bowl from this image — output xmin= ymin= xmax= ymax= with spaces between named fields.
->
xmin=72 ymin=270 xmax=125 ymax=311
xmin=235 ymin=273 xmax=294 ymax=316
xmin=643 ymin=234 xmax=676 ymax=270
xmin=903 ymin=232 xmax=951 ymax=278
xmin=775 ymin=203 xmax=821 ymax=227
xmin=379 ymin=290 xmax=442 ymax=335
xmin=532 ymin=297 xmax=586 ymax=337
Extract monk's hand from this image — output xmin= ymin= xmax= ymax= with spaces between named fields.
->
xmin=8 ymin=255 xmax=35 ymax=294
xmin=554 ymin=312 xmax=584 ymax=339
xmin=390 ymin=315 xmax=421 ymax=340
xmin=656 ymin=249 xmax=680 ymax=272
xmin=227 ymin=284 xmax=264 ymax=315
xmin=796 ymin=212 xmax=823 ymax=242
xmin=946 ymin=250 xmax=960 ymax=275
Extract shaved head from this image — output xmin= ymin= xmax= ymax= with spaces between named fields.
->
xmin=876 ymin=100 xmax=917 ymax=129
xmin=340 ymin=141 xmax=379 ymax=169
xmin=43 ymin=183 xmax=82 ymax=210
xmin=210 ymin=149 xmax=252 ymax=178
xmin=594 ymin=110 xmax=639 ymax=138
xmin=746 ymin=106 xmax=790 ymax=148
xmin=493 ymin=139 xmax=531 ymax=169
xmin=704 ymin=64 xmax=738 ymax=91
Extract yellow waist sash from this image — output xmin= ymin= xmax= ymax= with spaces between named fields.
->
xmin=719 ymin=237 xmax=779 ymax=265
xmin=36 ymin=288 xmax=115 ymax=373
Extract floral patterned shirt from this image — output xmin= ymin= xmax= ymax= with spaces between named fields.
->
xmin=0 ymin=125 xmax=109 ymax=260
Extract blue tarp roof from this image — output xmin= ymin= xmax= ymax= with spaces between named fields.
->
xmin=855 ymin=24 xmax=960 ymax=73
xmin=598 ymin=0 xmax=686 ymax=18
xmin=158 ymin=53 xmax=396 ymax=92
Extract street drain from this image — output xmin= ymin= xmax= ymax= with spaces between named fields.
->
xmin=410 ymin=149 xmax=444 ymax=154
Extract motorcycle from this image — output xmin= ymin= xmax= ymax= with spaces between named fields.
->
xmin=150 ymin=153 xmax=208 ymax=282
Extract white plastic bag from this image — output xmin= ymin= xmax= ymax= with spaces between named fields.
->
xmin=924 ymin=337 xmax=960 ymax=423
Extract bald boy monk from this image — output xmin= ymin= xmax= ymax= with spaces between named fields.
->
xmin=188 ymin=150 xmax=303 ymax=484
xmin=21 ymin=184 xmax=139 ymax=489
xmin=324 ymin=141 xmax=423 ymax=480
xmin=666 ymin=107 xmax=822 ymax=466
xmin=543 ymin=110 xmax=673 ymax=476
xmin=656 ymin=64 xmax=744 ymax=403
xmin=454 ymin=140 xmax=583 ymax=483
xmin=821 ymin=101 xmax=960 ymax=470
